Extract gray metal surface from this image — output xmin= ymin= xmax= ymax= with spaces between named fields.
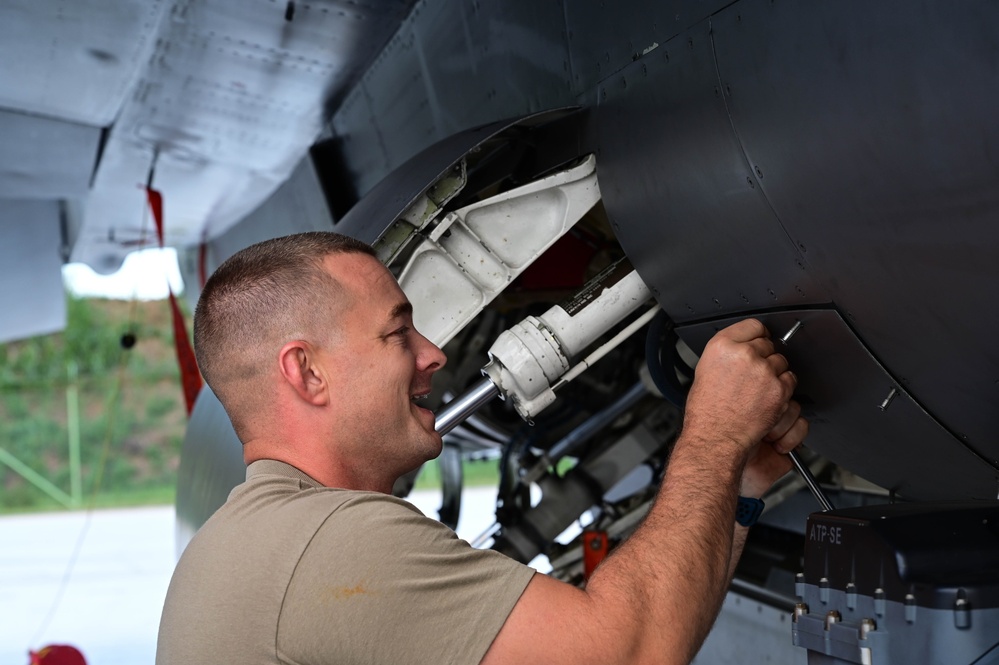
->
xmin=177 ymin=154 xmax=337 ymax=308
xmin=0 ymin=0 xmax=167 ymax=127
xmin=594 ymin=18 xmax=825 ymax=318
xmin=329 ymin=0 xmax=742 ymax=196
xmin=795 ymin=588 xmax=999 ymax=664
xmin=695 ymin=590 xmax=805 ymax=665
xmin=0 ymin=202 xmax=67 ymax=343
xmin=706 ymin=1 xmax=999 ymax=470
xmin=74 ymin=0 xmax=417 ymax=272
xmin=591 ymin=2 xmax=999 ymax=499
xmin=331 ymin=0 xmax=572 ymax=198
xmin=173 ymin=387 xmax=245 ymax=556
xmin=565 ymin=0 xmax=729 ymax=94
xmin=331 ymin=112 xmax=572 ymax=243
xmin=0 ymin=109 xmax=102 ymax=200
xmin=677 ymin=309 xmax=999 ymax=501
xmin=0 ymin=0 xmax=418 ymax=280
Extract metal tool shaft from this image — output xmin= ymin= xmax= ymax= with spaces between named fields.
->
xmin=777 ymin=320 xmax=834 ymax=512
xmin=434 ymin=377 xmax=501 ymax=436
xmin=788 ymin=449 xmax=834 ymax=512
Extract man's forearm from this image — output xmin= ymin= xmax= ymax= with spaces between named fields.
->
xmin=584 ymin=432 xmax=748 ymax=663
xmin=728 ymin=525 xmax=749 ymax=585
xmin=480 ymin=320 xmax=804 ymax=665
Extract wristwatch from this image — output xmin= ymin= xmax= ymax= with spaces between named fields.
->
xmin=736 ymin=496 xmax=765 ymax=527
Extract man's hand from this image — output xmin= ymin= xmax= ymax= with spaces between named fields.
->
xmin=683 ymin=319 xmax=798 ymax=453
xmin=742 ymin=400 xmax=808 ymax=498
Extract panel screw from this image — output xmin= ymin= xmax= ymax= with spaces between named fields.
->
xmin=793 ymin=603 xmax=809 ymax=623
xmin=780 ymin=320 xmax=803 ymax=345
xmin=879 ymin=387 xmax=898 ymax=411
xmin=874 ymin=588 xmax=887 ymax=616
xmin=824 ymin=610 xmax=841 ymax=630
xmin=955 ymin=594 xmax=971 ymax=629
xmin=859 ymin=618 xmax=876 ymax=640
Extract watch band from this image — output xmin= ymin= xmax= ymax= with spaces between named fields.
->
xmin=736 ymin=496 xmax=765 ymax=527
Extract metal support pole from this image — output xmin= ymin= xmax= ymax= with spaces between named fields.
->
xmin=66 ymin=360 xmax=82 ymax=507
xmin=0 ymin=447 xmax=74 ymax=508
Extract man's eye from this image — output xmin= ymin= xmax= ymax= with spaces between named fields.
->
xmin=392 ymin=326 xmax=410 ymax=338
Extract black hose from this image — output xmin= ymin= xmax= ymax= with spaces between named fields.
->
xmin=644 ymin=309 xmax=690 ymax=408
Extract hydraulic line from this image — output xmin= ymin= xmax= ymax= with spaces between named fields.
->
xmin=519 ymin=380 xmax=649 ymax=487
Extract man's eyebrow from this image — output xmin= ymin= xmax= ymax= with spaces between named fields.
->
xmin=389 ymin=302 xmax=413 ymax=321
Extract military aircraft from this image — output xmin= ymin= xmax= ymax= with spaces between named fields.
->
xmin=4 ymin=1 xmax=999 ymax=662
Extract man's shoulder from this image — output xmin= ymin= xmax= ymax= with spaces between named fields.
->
xmin=217 ymin=466 xmax=426 ymax=534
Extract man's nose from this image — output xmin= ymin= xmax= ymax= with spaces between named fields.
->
xmin=416 ymin=332 xmax=447 ymax=373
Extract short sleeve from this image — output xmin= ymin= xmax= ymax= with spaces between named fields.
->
xmin=276 ymin=492 xmax=535 ymax=665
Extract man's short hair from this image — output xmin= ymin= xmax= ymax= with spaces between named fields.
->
xmin=193 ymin=232 xmax=375 ymax=438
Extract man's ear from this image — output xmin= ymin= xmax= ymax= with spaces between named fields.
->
xmin=278 ymin=341 xmax=329 ymax=406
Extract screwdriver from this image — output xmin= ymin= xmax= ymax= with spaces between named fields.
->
xmin=780 ymin=321 xmax=835 ymax=512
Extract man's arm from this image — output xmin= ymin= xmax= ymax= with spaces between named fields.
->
xmin=726 ymin=408 xmax=806 ymax=582
xmin=481 ymin=319 xmax=808 ymax=665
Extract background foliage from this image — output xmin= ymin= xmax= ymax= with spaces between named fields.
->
xmin=0 ymin=296 xmax=187 ymax=512
xmin=0 ymin=295 xmax=499 ymax=514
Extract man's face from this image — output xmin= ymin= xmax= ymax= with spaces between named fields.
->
xmin=323 ymin=253 xmax=448 ymax=485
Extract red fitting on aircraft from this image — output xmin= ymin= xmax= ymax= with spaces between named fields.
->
xmin=582 ymin=529 xmax=609 ymax=580
xmin=146 ymin=186 xmax=203 ymax=415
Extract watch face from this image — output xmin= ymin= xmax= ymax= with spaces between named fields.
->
xmin=736 ymin=497 xmax=765 ymax=527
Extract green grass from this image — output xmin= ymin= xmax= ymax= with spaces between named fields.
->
xmin=0 ymin=461 xmax=496 ymax=516
xmin=415 ymin=458 xmax=501 ymax=490
xmin=0 ymin=484 xmax=177 ymax=515
xmin=0 ymin=296 xmax=188 ymax=514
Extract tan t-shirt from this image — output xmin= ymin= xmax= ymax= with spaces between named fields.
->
xmin=157 ymin=460 xmax=535 ymax=664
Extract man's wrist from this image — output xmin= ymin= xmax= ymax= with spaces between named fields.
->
xmin=736 ymin=496 xmax=765 ymax=527
xmin=677 ymin=427 xmax=754 ymax=461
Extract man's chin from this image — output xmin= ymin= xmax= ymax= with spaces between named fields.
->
xmin=420 ymin=430 xmax=444 ymax=459
xmin=397 ymin=435 xmax=443 ymax=479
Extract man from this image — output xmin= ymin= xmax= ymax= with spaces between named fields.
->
xmin=157 ymin=232 xmax=807 ymax=665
